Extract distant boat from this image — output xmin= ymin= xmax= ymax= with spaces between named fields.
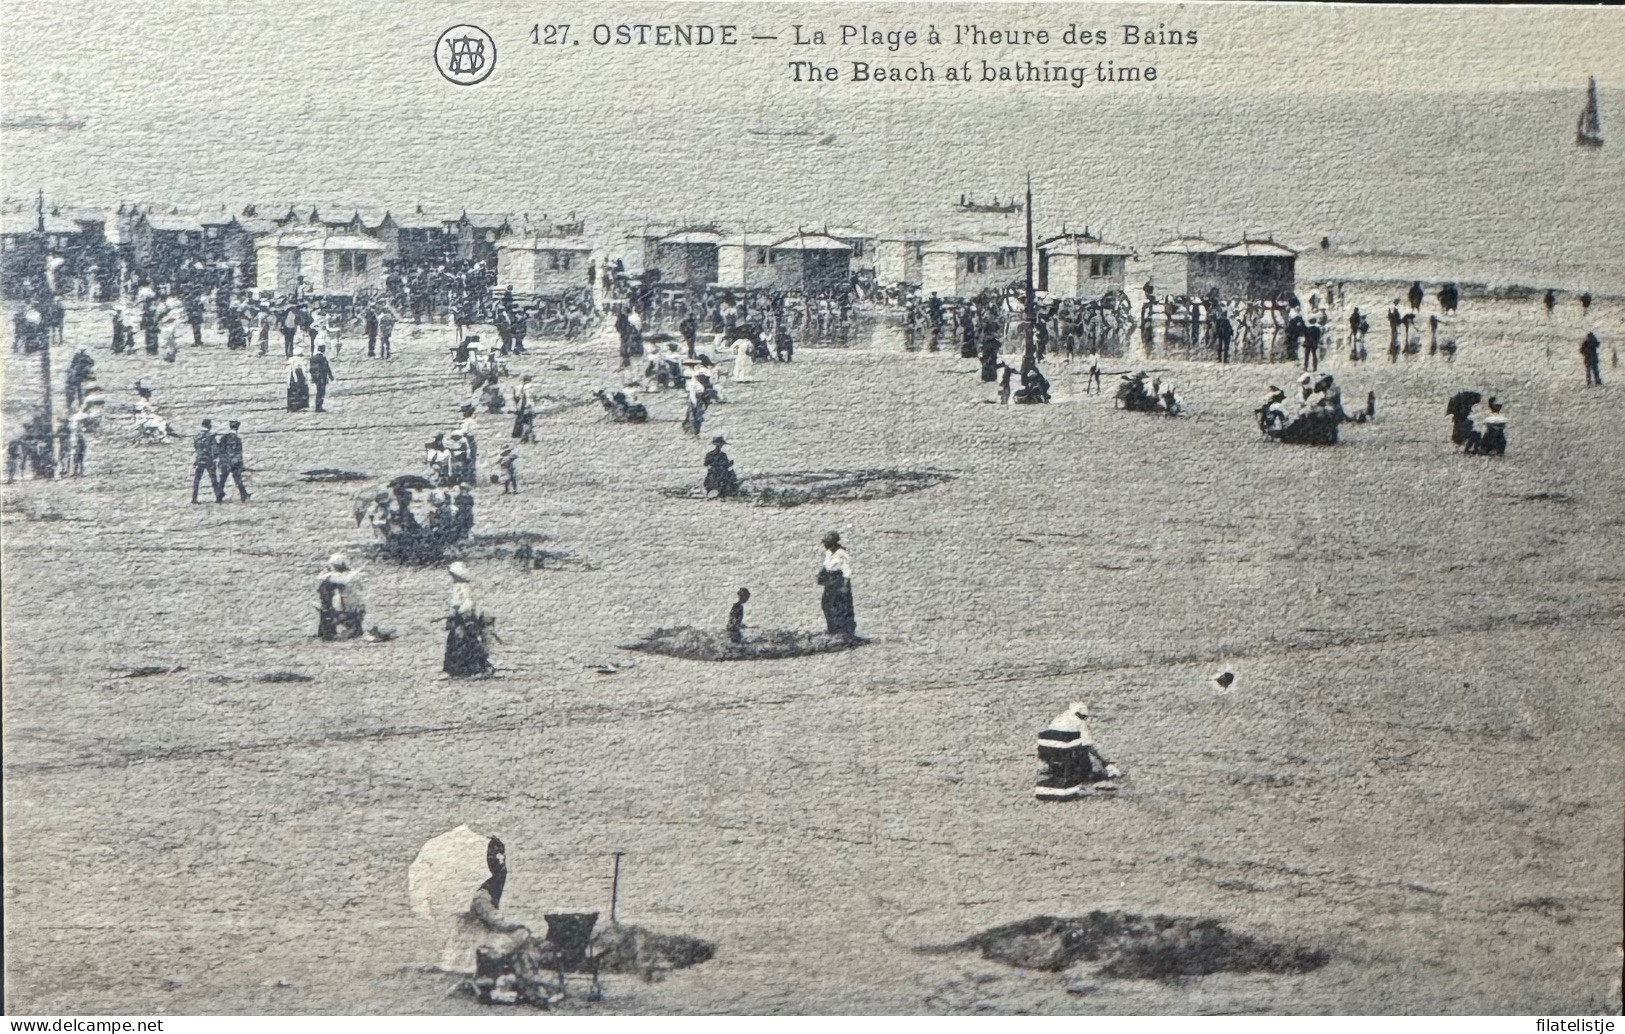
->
xmin=748 ymin=127 xmax=818 ymax=139
xmin=957 ymin=194 xmax=1021 ymax=215
xmin=1577 ymin=76 xmax=1604 ymax=149
xmin=0 ymin=115 xmax=86 ymax=131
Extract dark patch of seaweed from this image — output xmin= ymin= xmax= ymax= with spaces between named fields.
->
xmin=921 ymin=911 xmax=1329 ymax=981
xmin=660 ymin=468 xmax=956 ymax=508
xmin=621 ymin=625 xmax=868 ymax=661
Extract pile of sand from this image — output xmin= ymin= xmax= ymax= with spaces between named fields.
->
xmin=621 ymin=626 xmax=867 ymax=661
xmin=926 ymin=912 xmax=1329 ymax=980
xmin=663 ymin=468 xmax=956 ymax=508
xmin=591 ymin=924 xmax=716 ymax=981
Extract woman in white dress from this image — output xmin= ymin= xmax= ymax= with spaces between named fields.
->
xmin=732 ymin=334 xmax=755 ymax=382
xmin=439 ymin=836 xmax=530 ymax=973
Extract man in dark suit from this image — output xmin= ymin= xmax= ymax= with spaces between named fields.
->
xmin=309 ymin=345 xmax=335 ymax=412
xmin=215 ymin=420 xmax=250 ymax=502
xmin=191 ymin=420 xmax=223 ymax=503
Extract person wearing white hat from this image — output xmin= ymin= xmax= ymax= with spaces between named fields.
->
xmin=1035 ymin=701 xmax=1120 ymax=800
xmin=443 ymin=563 xmax=493 ymax=677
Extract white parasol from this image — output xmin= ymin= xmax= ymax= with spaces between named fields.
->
xmin=408 ymin=824 xmax=493 ymax=921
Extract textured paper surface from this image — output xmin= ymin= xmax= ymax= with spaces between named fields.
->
xmin=2 ymin=1 xmax=1622 ymax=1016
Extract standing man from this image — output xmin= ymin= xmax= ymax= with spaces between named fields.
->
xmin=142 ymin=302 xmax=161 ymax=355
xmin=309 ymin=345 xmax=335 ymax=412
xmin=185 ymin=292 xmax=206 ymax=346
xmin=726 ymin=587 xmax=750 ymax=644
xmin=378 ymin=306 xmax=395 ymax=359
xmin=364 ymin=304 xmax=379 ymax=358
xmin=215 ymin=419 xmax=250 ymax=502
xmin=509 ymin=307 xmax=528 ymax=355
xmin=1581 ymin=332 xmax=1604 ymax=387
xmin=64 ymin=348 xmax=94 ymax=410
xmin=281 ymin=303 xmax=299 ymax=357
xmin=679 ymin=308 xmax=698 ymax=359
xmin=190 ymin=420 xmax=223 ymax=503
xmin=458 ymin=405 xmax=480 ymax=484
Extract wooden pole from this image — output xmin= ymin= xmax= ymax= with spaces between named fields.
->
xmin=609 ymin=851 xmax=626 ymax=925
xmin=1023 ymin=174 xmax=1036 ymax=365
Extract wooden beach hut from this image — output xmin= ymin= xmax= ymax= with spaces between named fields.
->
xmin=1211 ymin=238 xmax=1297 ymax=301
xmin=714 ymin=233 xmax=780 ymax=291
xmin=495 ymin=235 xmax=594 ymax=298
xmin=767 ymin=233 xmax=854 ymax=294
xmin=920 ymin=240 xmax=1025 ymax=299
xmin=1149 ymin=236 xmax=1224 ymax=298
xmin=651 ymin=228 xmax=722 ymax=289
xmin=873 ymin=235 xmax=929 ymax=287
xmin=1036 ymin=232 xmax=1132 ymax=297
xmin=254 ymin=230 xmax=384 ymax=298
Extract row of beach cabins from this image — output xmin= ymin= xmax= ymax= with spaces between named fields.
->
xmin=0 ymin=198 xmax=1299 ymax=304
xmin=635 ymin=225 xmax=1296 ymax=302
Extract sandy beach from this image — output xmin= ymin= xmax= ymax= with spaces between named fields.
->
xmin=2 ymin=285 xmax=1620 ymax=1014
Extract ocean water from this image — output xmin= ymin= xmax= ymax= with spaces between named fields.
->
xmin=2 ymin=85 xmax=1621 ymax=292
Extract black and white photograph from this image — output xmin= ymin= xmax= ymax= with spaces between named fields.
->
xmin=1 ymin=0 xmax=1621 ymax=1018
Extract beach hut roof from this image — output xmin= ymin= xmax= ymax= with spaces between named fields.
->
xmin=498 ymin=235 xmax=593 ymax=252
xmin=921 ymin=239 xmax=1011 ymax=255
xmin=1037 ymin=233 xmax=1134 ymax=257
xmin=0 ymin=211 xmax=44 ymax=236
xmin=717 ymin=233 xmax=781 ymax=248
xmin=1218 ymin=238 xmax=1297 ymax=258
xmin=771 ymin=233 xmax=853 ymax=252
xmin=660 ymin=229 xmax=724 ymax=245
xmin=39 ymin=215 xmax=84 ymax=235
xmin=1151 ymin=236 xmax=1224 ymax=255
xmin=302 ymin=233 xmax=386 ymax=251
xmin=257 ymin=229 xmax=321 ymax=248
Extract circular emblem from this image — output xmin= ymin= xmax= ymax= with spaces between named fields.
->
xmin=435 ymin=24 xmax=496 ymax=86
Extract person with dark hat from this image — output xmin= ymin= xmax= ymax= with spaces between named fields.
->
xmin=309 ymin=344 xmax=335 ymax=412
xmin=190 ymin=420 xmax=223 ymax=503
xmin=703 ymin=436 xmax=739 ymax=498
xmin=817 ymin=532 xmax=857 ymax=638
xmin=215 ymin=419 xmax=250 ymax=502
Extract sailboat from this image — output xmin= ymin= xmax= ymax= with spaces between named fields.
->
xmin=1577 ymin=76 xmax=1603 ymax=149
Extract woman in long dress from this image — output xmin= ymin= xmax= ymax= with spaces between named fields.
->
xmin=316 ymin=554 xmax=366 ymax=639
xmin=818 ymin=532 xmax=857 ymax=638
xmin=439 ymin=836 xmax=530 ymax=973
xmin=443 ymin=562 xmax=493 ymax=677
xmin=286 ymin=355 xmax=310 ymax=411
xmin=732 ymin=334 xmax=755 ymax=382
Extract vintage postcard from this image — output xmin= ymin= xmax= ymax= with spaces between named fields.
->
xmin=2 ymin=0 xmax=1621 ymax=1018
